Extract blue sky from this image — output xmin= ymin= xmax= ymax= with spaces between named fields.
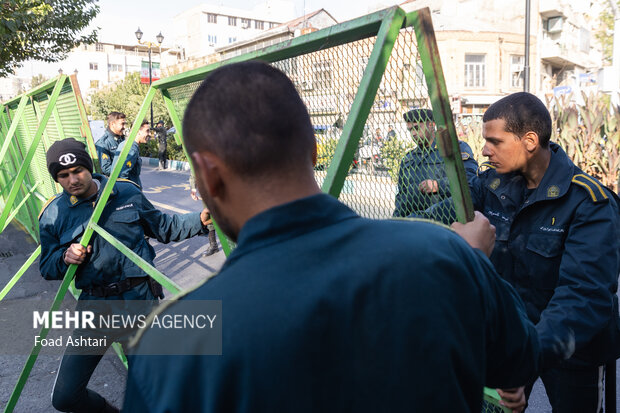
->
xmin=91 ymin=0 xmax=395 ymax=46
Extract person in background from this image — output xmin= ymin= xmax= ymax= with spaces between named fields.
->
xmin=393 ymin=109 xmax=478 ymax=219
xmin=189 ymin=173 xmax=219 ymax=257
xmin=154 ymin=120 xmax=168 ymax=170
xmin=112 ymin=120 xmax=151 ymax=188
xmin=95 ymin=112 xmax=127 ymax=176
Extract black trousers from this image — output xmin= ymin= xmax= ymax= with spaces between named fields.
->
xmin=526 ymin=363 xmax=604 ymax=413
xmin=51 ymin=284 xmax=156 ymax=412
xmin=158 ymin=144 xmax=167 ymax=169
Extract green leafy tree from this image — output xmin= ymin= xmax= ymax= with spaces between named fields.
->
xmin=89 ymin=72 xmax=171 ymax=127
xmin=30 ymin=73 xmax=48 ymax=88
xmin=0 ymin=0 xmax=99 ymax=77
xmin=595 ymin=0 xmax=619 ymax=65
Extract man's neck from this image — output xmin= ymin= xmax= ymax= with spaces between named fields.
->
xmin=233 ymin=174 xmax=322 ymax=235
xmin=521 ymin=148 xmax=551 ymax=189
xmin=81 ymin=180 xmax=99 ymax=199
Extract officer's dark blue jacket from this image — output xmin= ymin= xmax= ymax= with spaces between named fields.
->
xmin=113 ymin=140 xmax=142 ymax=188
xmin=95 ymin=129 xmax=124 ymax=176
xmin=394 ymin=140 xmax=478 ymax=217
xmin=124 ymin=193 xmax=539 ymax=412
xmin=470 ymin=143 xmax=620 ymax=368
xmin=39 ymin=174 xmax=204 ymax=293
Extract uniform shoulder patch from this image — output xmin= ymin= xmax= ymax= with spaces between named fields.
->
xmin=38 ymin=194 xmax=61 ymax=219
xmin=461 ymin=152 xmax=470 ymax=161
xmin=129 ymin=272 xmax=221 ymax=349
xmin=571 ymin=174 xmax=608 ymax=203
xmin=116 ymin=178 xmax=141 ymax=188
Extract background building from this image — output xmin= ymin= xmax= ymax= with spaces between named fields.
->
xmin=7 ymin=41 xmax=182 ymax=101
xmin=173 ymin=1 xmax=296 ymax=60
xmin=401 ymin=0 xmax=607 ymax=118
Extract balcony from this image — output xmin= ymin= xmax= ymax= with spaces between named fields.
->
xmin=540 ymin=40 xmax=588 ymax=68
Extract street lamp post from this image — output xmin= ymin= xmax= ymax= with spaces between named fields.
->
xmin=135 ymin=27 xmax=164 ymax=126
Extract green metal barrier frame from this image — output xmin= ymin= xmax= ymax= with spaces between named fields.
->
xmin=1 ymin=6 xmax=502 ymax=412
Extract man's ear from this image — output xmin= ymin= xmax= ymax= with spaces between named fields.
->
xmin=191 ymin=151 xmax=224 ymax=198
xmin=523 ymin=131 xmax=539 ymax=152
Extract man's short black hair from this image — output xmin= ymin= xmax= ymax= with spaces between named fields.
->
xmin=107 ymin=111 xmax=126 ymax=124
xmin=483 ymin=92 xmax=552 ymax=147
xmin=183 ymin=61 xmax=315 ymax=179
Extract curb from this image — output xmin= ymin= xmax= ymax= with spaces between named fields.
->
xmin=141 ymin=157 xmax=191 ymax=171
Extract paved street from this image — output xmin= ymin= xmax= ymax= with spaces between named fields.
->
xmin=0 ymin=162 xmax=617 ymax=411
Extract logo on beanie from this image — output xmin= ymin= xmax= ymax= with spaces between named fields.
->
xmin=58 ymin=153 xmax=77 ymax=166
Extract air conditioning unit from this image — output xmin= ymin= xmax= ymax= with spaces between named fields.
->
xmin=546 ymin=16 xmax=563 ymax=33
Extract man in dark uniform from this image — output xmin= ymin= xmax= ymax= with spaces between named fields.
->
xmin=112 ymin=120 xmax=151 ymax=188
xmin=95 ymin=112 xmax=127 ymax=176
xmin=470 ymin=92 xmax=620 ymax=412
xmin=189 ymin=173 xmax=219 ymax=256
xmin=394 ymin=108 xmax=478 ymax=219
xmin=154 ymin=120 xmax=168 ymax=170
xmin=39 ymin=138 xmax=212 ymax=412
xmin=123 ymin=62 xmax=539 ymax=412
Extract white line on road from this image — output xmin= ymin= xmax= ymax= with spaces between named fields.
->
xmin=150 ymin=200 xmax=191 ymax=214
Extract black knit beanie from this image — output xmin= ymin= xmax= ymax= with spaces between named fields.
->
xmin=46 ymin=138 xmax=94 ymax=182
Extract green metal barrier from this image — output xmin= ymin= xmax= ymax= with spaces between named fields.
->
xmin=0 ymin=6 xmax=508 ymax=412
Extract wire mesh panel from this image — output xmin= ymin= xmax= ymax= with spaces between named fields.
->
xmin=0 ymin=75 xmax=95 ymax=241
xmin=165 ymin=28 xmax=469 ymax=225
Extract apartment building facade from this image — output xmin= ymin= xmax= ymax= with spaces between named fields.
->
xmin=173 ymin=1 xmax=296 ymax=59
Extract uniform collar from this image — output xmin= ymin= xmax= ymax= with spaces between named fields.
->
xmin=485 ymin=142 xmax=574 ymax=203
xmin=527 ymin=142 xmax=574 ymax=202
xmin=64 ymin=174 xmax=116 ymax=208
xmin=229 ymin=193 xmax=358 ymax=261
xmin=106 ymin=128 xmax=124 ymax=142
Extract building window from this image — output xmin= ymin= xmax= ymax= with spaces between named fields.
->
xmin=95 ymin=43 xmax=104 ymax=52
xmin=241 ymin=18 xmax=251 ymax=28
xmin=579 ymin=27 xmax=590 ymax=53
xmin=464 ymin=54 xmax=485 ymax=88
xmin=89 ymin=62 xmax=98 ymax=70
xmin=108 ymin=64 xmax=122 ymax=72
xmin=82 ymin=44 xmax=88 ymax=51
xmin=228 ymin=37 xmax=237 ymax=44
xmin=90 ymin=80 xmax=99 ymax=88
xmin=207 ymin=13 xmax=217 ymax=23
xmin=545 ymin=16 xmax=563 ymax=33
xmin=228 ymin=16 xmax=237 ymax=26
xmin=208 ymin=35 xmax=217 ymax=45
xmin=269 ymin=22 xmax=278 ymax=28
xmin=255 ymin=20 xmax=264 ymax=30
xmin=313 ymin=61 xmax=332 ymax=89
xmin=510 ymin=55 xmax=524 ymax=89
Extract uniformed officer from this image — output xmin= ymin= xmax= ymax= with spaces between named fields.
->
xmin=123 ymin=62 xmax=539 ymax=413
xmin=39 ymin=138 xmax=212 ymax=412
xmin=112 ymin=120 xmax=151 ymax=188
xmin=394 ymin=108 xmax=478 ymax=219
xmin=470 ymin=92 xmax=620 ymax=412
xmin=189 ymin=173 xmax=219 ymax=256
xmin=154 ymin=120 xmax=169 ymax=170
xmin=95 ymin=111 xmax=127 ymax=176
